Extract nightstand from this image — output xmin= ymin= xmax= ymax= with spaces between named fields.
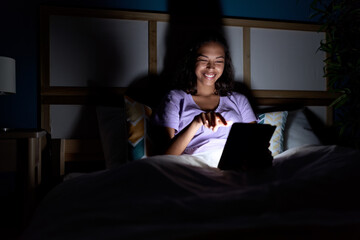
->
xmin=0 ymin=129 xmax=47 ymax=232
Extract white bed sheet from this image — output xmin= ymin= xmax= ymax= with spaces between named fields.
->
xmin=23 ymin=145 xmax=360 ymax=239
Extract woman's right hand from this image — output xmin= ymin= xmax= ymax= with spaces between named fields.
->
xmin=195 ymin=112 xmax=233 ymax=132
xmin=162 ymin=111 xmax=232 ymax=155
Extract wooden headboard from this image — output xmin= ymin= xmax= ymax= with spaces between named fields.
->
xmin=40 ymin=5 xmax=338 ymax=128
xmin=39 ymin=6 xmax=339 ymax=176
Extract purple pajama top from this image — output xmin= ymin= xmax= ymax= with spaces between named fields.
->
xmin=152 ymin=90 xmax=256 ymax=154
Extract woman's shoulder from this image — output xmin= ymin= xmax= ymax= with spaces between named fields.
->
xmin=166 ymin=89 xmax=188 ymax=98
xmin=161 ymin=89 xmax=188 ymax=104
xmin=224 ymin=91 xmax=252 ymax=105
xmin=224 ymin=91 xmax=247 ymax=100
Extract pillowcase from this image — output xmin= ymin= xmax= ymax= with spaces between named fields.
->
xmin=257 ymin=111 xmax=288 ymax=156
xmin=124 ymin=95 xmax=153 ymax=160
xmin=283 ymin=108 xmax=322 ymax=150
xmin=96 ymin=104 xmax=128 ymax=169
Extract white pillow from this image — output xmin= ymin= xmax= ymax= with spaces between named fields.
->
xmin=284 ymin=108 xmax=322 ymax=150
xmin=96 ymin=105 xmax=128 ymax=168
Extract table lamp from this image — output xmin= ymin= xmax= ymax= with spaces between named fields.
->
xmin=0 ymin=56 xmax=16 ymax=95
xmin=0 ymin=56 xmax=16 ymax=131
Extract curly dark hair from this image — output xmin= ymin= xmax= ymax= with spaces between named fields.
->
xmin=173 ymin=33 xmax=235 ymax=96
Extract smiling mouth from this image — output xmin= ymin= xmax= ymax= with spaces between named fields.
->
xmin=204 ymin=73 xmax=215 ymax=79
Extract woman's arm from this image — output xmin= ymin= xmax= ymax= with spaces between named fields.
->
xmin=163 ymin=120 xmax=201 ymax=155
xmin=162 ymin=112 xmax=230 ymax=155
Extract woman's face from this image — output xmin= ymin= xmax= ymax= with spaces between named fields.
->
xmin=195 ymin=41 xmax=225 ymax=88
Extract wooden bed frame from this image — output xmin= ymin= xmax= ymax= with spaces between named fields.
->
xmin=38 ymin=6 xmax=340 ymax=180
xmin=56 ymin=138 xmax=104 ymax=176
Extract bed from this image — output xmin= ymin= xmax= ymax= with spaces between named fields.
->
xmin=23 ymin=95 xmax=360 ymax=239
xmin=22 ymin=6 xmax=360 ymax=239
xmin=23 ymin=138 xmax=360 ymax=239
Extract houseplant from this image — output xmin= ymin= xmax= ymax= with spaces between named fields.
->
xmin=311 ymin=0 xmax=360 ymax=148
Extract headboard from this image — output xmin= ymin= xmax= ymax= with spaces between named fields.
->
xmin=39 ymin=6 xmax=339 ymax=176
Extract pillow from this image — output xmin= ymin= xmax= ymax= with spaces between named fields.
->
xmin=284 ymin=108 xmax=322 ymax=150
xmin=124 ymin=95 xmax=153 ymax=160
xmin=96 ymin=104 xmax=128 ymax=169
xmin=257 ymin=111 xmax=288 ymax=156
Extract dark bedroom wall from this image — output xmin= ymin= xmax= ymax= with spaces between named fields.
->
xmin=0 ymin=0 xmax=319 ymax=129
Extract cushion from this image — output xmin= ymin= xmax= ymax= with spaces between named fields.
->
xmin=96 ymin=104 xmax=128 ymax=169
xmin=257 ymin=111 xmax=288 ymax=156
xmin=284 ymin=108 xmax=322 ymax=150
xmin=124 ymin=95 xmax=153 ymax=160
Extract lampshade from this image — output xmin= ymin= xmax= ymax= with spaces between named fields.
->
xmin=0 ymin=56 xmax=16 ymax=94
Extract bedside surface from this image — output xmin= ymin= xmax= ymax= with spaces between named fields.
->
xmin=0 ymin=128 xmax=48 ymax=233
xmin=0 ymin=129 xmax=47 ymax=139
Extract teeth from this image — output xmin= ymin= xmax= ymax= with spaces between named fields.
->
xmin=205 ymin=74 xmax=215 ymax=78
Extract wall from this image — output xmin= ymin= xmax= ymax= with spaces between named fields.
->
xmin=0 ymin=0 xmax=319 ymax=129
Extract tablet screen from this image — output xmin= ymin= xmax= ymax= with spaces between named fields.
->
xmin=218 ymin=123 xmax=276 ymax=170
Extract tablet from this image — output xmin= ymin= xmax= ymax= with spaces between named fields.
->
xmin=217 ymin=123 xmax=276 ymax=171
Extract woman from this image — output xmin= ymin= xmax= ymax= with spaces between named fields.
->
xmin=153 ymin=34 xmax=256 ymax=165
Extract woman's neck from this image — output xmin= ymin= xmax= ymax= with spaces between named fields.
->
xmin=195 ymin=85 xmax=216 ymax=97
xmin=192 ymin=89 xmax=220 ymax=111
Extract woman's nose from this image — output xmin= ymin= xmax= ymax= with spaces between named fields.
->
xmin=207 ymin=61 xmax=215 ymax=69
